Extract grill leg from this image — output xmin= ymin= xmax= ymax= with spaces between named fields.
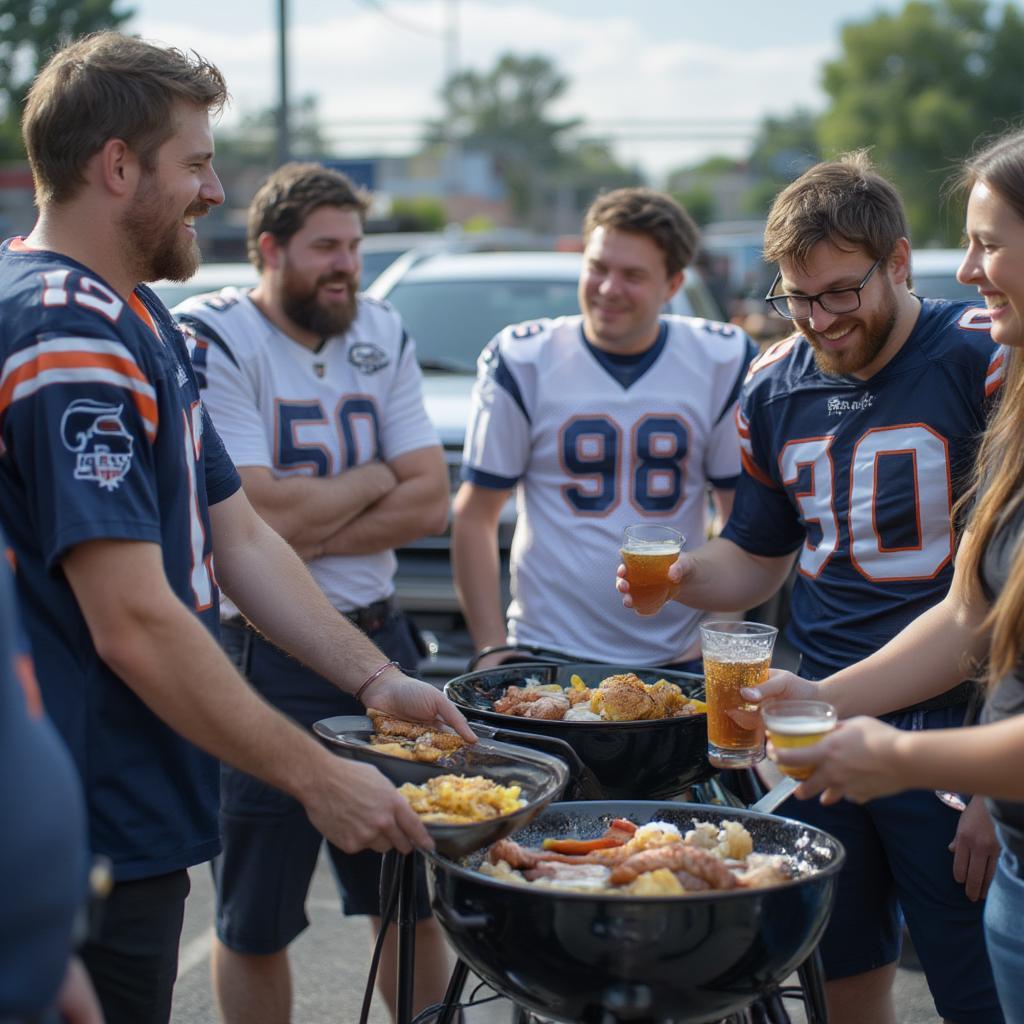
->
xmin=797 ymin=949 xmax=829 ymax=1024
xmin=396 ymin=851 xmax=418 ymax=1024
xmin=435 ymin=959 xmax=471 ymax=1024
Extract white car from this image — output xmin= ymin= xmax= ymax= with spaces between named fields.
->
xmin=911 ymin=248 xmax=977 ymax=302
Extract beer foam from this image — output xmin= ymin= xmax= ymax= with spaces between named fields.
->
xmin=622 ymin=541 xmax=680 ymax=555
xmin=765 ymin=717 xmax=835 ymax=735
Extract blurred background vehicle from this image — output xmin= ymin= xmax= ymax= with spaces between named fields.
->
xmin=154 ymin=248 xmax=725 ymax=678
xmin=910 ymin=248 xmax=977 ymax=301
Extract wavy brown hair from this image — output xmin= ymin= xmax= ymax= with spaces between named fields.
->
xmin=955 ymin=130 xmax=1024 ymax=683
xmin=23 ymin=32 xmax=227 ymax=206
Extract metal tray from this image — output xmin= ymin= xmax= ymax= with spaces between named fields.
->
xmin=313 ymin=715 xmax=569 ymax=857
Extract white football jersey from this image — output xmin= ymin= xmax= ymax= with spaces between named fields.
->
xmin=174 ymin=287 xmax=439 ymax=614
xmin=463 ymin=315 xmax=753 ymax=666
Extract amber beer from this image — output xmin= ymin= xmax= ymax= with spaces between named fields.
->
xmin=763 ymin=700 xmax=837 ymax=780
xmin=621 ymin=525 xmax=683 ymax=616
xmin=704 ymin=655 xmax=770 ymax=751
xmin=699 ymin=621 xmax=778 ymax=769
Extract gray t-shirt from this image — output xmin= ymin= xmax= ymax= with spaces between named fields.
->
xmin=979 ymin=494 xmax=1024 ymax=868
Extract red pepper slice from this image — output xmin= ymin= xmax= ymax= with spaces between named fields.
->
xmin=608 ymin=818 xmax=638 ymax=835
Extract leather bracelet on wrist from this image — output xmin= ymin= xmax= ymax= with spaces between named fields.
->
xmin=355 ymin=659 xmax=400 ymax=703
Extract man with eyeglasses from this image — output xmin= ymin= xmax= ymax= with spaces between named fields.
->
xmin=616 ymin=152 xmax=1005 ymax=1024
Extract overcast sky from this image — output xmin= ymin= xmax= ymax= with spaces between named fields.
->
xmin=126 ymin=0 xmax=914 ymax=181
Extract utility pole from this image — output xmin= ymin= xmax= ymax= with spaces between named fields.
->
xmin=442 ymin=0 xmax=460 ymax=211
xmin=275 ymin=0 xmax=290 ymax=166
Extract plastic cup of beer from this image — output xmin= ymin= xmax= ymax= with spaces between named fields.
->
xmin=620 ymin=524 xmax=684 ymax=616
xmin=763 ymin=699 xmax=837 ymax=780
xmin=700 ymin=620 xmax=778 ymax=769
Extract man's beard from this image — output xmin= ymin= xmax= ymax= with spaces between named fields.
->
xmin=281 ymin=264 xmax=359 ymax=338
xmin=803 ymin=283 xmax=898 ymax=376
xmin=120 ymin=174 xmax=206 ymax=283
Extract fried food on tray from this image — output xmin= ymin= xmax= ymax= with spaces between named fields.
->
xmin=398 ymin=774 xmax=525 ymax=824
xmin=365 ymin=710 xmax=467 ymax=763
xmin=480 ymin=817 xmax=795 ymax=895
xmin=490 ymin=673 xmax=706 ymax=723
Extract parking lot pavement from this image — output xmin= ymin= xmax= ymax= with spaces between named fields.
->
xmin=172 ymin=849 xmax=940 ymax=1024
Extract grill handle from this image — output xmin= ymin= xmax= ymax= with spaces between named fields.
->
xmin=471 ymin=723 xmax=605 ymax=800
xmin=439 ymin=907 xmax=492 ymax=930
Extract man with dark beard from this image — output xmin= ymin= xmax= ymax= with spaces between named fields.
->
xmin=0 ymin=34 xmax=472 ymax=1024
xmin=617 ymin=152 xmax=1007 ymax=1024
xmin=173 ymin=162 xmax=450 ymax=1024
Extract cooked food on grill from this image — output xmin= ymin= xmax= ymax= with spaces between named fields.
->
xmin=399 ymin=774 xmax=525 ymax=824
xmin=491 ymin=673 xmax=706 ymax=723
xmin=480 ymin=816 xmax=793 ymax=894
xmin=366 ymin=709 xmax=467 ymax=763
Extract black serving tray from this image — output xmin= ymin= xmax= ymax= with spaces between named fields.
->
xmin=313 ymin=715 xmax=569 ymax=857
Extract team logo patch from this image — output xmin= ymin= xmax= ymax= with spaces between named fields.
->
xmin=349 ymin=342 xmax=389 ymax=374
xmin=61 ymin=399 xmax=134 ymax=491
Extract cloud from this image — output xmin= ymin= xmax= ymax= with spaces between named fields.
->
xmin=133 ymin=1 xmax=834 ymax=180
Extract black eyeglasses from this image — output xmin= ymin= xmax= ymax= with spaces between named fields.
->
xmin=764 ymin=258 xmax=882 ymax=320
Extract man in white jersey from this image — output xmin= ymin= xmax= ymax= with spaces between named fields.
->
xmin=174 ymin=163 xmax=450 ymax=1024
xmin=453 ymin=188 xmax=755 ymax=670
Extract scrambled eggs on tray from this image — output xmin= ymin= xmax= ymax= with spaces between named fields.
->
xmin=399 ymin=775 xmax=526 ymax=824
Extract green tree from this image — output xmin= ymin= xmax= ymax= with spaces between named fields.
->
xmin=430 ymin=52 xmax=639 ymax=225
xmin=818 ymin=0 xmax=1024 ymax=244
xmin=743 ymin=109 xmax=821 ymax=216
xmin=0 ymin=0 xmax=133 ymax=156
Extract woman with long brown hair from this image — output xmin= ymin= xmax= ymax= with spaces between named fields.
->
xmin=748 ymin=128 xmax=1024 ymax=1022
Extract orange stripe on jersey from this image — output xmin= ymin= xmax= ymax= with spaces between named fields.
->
xmin=8 ymin=237 xmax=37 ymax=253
xmin=14 ymin=653 xmax=43 ymax=719
xmin=4 ymin=547 xmax=14 ymax=571
xmin=129 ymin=293 xmax=158 ymax=337
xmin=745 ymin=335 xmax=798 ymax=383
xmin=985 ymin=347 xmax=1007 ymax=398
xmin=741 ymin=448 xmax=778 ymax=489
xmin=0 ymin=350 xmax=159 ymax=440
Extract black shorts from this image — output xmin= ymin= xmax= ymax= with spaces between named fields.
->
xmin=79 ymin=869 xmax=190 ymax=1024
xmin=214 ymin=613 xmax=433 ymax=955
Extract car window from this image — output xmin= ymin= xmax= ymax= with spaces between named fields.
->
xmin=360 ymin=249 xmax=407 ymax=288
xmin=386 ymin=278 xmax=581 ymax=371
xmin=911 ymin=273 xmax=977 ymax=302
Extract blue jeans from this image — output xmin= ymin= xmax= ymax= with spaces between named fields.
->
xmin=985 ymin=836 xmax=1024 ymax=1024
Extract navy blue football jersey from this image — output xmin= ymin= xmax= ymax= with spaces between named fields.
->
xmin=0 ymin=528 xmax=87 ymax=1017
xmin=722 ymin=298 xmax=1004 ymax=678
xmin=0 ymin=238 xmax=241 ymax=880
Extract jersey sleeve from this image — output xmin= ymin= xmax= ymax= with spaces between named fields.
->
xmin=201 ymin=405 xmax=242 ymax=506
xmin=461 ymin=338 xmax=531 ymax=490
xmin=378 ymin=329 xmax=439 ymax=459
xmin=0 ymin=331 xmax=163 ymax=569
xmin=183 ymin=314 xmax=273 ymax=469
xmin=720 ymin=388 xmax=805 ymax=557
xmin=705 ymin=334 xmax=757 ymax=489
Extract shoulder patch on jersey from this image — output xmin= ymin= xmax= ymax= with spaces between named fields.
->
xmin=349 ymin=341 xmax=390 ymax=374
xmin=696 ymin=319 xmax=739 ymax=338
xmin=60 ymin=398 xmax=134 ymax=492
xmin=958 ymin=307 xmax=992 ymax=331
xmin=509 ymin=320 xmax=544 ymax=340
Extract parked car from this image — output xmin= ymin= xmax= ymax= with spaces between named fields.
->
xmin=911 ymin=248 xmax=977 ymax=302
